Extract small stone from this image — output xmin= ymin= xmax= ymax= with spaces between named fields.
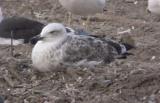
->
xmin=151 ymin=56 xmax=156 ymax=60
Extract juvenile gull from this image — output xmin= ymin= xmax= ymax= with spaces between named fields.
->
xmin=58 ymin=0 xmax=106 ymax=26
xmin=32 ymin=23 xmax=133 ymax=72
xmin=147 ymin=0 xmax=160 ymax=15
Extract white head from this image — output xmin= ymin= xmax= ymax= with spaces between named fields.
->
xmin=37 ymin=23 xmax=67 ymax=43
xmin=32 ymin=23 xmax=68 ymax=72
xmin=148 ymin=0 xmax=160 ymax=15
xmin=0 ymin=7 xmax=3 ymax=22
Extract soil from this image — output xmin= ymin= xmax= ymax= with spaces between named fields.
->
xmin=0 ymin=0 xmax=160 ymax=103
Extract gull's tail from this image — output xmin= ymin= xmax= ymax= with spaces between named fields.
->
xmin=120 ymin=35 xmax=135 ymax=51
xmin=104 ymin=35 xmax=135 ymax=59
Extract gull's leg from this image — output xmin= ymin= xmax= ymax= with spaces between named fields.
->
xmin=64 ymin=12 xmax=68 ymax=23
xmin=86 ymin=16 xmax=91 ymax=29
xmin=82 ymin=16 xmax=90 ymax=30
xmin=64 ymin=12 xmax=72 ymax=25
xmin=68 ymin=12 xmax=72 ymax=25
xmin=10 ymin=31 xmax=14 ymax=56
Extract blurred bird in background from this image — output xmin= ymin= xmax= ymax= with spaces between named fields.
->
xmin=58 ymin=0 xmax=106 ymax=29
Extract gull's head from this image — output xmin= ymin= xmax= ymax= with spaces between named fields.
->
xmin=30 ymin=24 xmax=75 ymax=44
xmin=35 ymin=23 xmax=67 ymax=43
xmin=41 ymin=23 xmax=66 ymax=37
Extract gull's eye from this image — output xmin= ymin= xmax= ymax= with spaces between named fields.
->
xmin=49 ymin=31 xmax=56 ymax=34
xmin=49 ymin=30 xmax=60 ymax=34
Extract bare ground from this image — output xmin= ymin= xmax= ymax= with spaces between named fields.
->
xmin=0 ymin=0 xmax=160 ymax=103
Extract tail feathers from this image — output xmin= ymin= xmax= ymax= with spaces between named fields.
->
xmin=105 ymin=40 xmax=124 ymax=54
xmin=112 ymin=42 xmax=134 ymax=59
xmin=117 ymin=35 xmax=135 ymax=56
xmin=120 ymin=35 xmax=135 ymax=50
xmin=104 ymin=37 xmax=135 ymax=56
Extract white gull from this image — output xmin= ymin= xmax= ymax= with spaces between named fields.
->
xmin=31 ymin=23 xmax=133 ymax=72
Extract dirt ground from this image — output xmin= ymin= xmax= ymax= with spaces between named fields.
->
xmin=0 ymin=0 xmax=160 ymax=103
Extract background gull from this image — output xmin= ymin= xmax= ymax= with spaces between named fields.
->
xmin=0 ymin=17 xmax=44 ymax=45
xmin=31 ymin=23 xmax=134 ymax=72
xmin=58 ymin=0 xmax=106 ymax=27
xmin=147 ymin=0 xmax=160 ymax=15
xmin=0 ymin=8 xmax=45 ymax=45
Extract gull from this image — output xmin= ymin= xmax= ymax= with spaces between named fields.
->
xmin=0 ymin=17 xmax=44 ymax=56
xmin=58 ymin=0 xmax=106 ymax=27
xmin=31 ymin=23 xmax=134 ymax=72
xmin=0 ymin=7 xmax=44 ymax=56
xmin=0 ymin=7 xmax=45 ymax=45
xmin=0 ymin=16 xmax=44 ymax=45
xmin=147 ymin=0 xmax=160 ymax=15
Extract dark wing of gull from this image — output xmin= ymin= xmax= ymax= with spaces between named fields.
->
xmin=72 ymin=28 xmax=134 ymax=55
xmin=0 ymin=17 xmax=45 ymax=43
xmin=61 ymin=34 xmax=117 ymax=67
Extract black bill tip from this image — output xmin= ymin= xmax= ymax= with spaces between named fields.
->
xmin=29 ymin=35 xmax=44 ymax=45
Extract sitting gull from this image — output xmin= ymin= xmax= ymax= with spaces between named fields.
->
xmin=0 ymin=8 xmax=45 ymax=45
xmin=147 ymin=0 xmax=160 ymax=15
xmin=58 ymin=0 xmax=106 ymax=27
xmin=32 ymin=23 xmax=134 ymax=72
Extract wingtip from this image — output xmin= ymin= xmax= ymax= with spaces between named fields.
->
xmin=120 ymin=35 xmax=135 ymax=50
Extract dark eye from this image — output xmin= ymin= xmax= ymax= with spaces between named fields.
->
xmin=49 ymin=31 xmax=56 ymax=34
xmin=49 ymin=30 xmax=60 ymax=34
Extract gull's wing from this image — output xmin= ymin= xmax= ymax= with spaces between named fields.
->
xmin=62 ymin=35 xmax=117 ymax=65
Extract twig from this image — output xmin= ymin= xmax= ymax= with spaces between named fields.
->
xmin=10 ymin=31 xmax=14 ymax=56
xmin=8 ymin=67 xmax=24 ymax=83
xmin=3 ymin=74 xmax=14 ymax=87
